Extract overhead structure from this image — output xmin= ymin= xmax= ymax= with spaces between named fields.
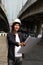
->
xmin=0 ymin=7 xmax=10 ymax=32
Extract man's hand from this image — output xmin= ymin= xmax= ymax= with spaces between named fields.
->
xmin=19 ymin=42 xmax=25 ymax=46
xmin=21 ymin=42 xmax=25 ymax=46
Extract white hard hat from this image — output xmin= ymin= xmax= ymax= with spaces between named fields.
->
xmin=14 ymin=18 xmax=21 ymax=24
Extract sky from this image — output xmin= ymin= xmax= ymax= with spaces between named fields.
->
xmin=2 ymin=0 xmax=27 ymax=24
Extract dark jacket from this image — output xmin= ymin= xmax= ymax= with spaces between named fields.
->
xmin=7 ymin=32 xmax=26 ymax=61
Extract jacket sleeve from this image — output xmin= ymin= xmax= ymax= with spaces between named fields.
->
xmin=7 ymin=33 xmax=19 ymax=46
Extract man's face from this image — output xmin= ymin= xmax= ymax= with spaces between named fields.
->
xmin=14 ymin=23 xmax=20 ymax=32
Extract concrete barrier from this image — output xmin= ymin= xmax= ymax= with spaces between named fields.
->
xmin=0 ymin=33 xmax=8 ymax=65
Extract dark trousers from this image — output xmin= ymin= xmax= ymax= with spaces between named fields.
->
xmin=8 ymin=57 xmax=22 ymax=65
xmin=15 ymin=57 xmax=22 ymax=65
xmin=8 ymin=59 xmax=15 ymax=65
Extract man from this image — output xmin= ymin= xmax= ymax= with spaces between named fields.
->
xmin=7 ymin=19 xmax=26 ymax=65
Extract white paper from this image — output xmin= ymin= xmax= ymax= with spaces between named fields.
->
xmin=18 ymin=36 xmax=41 ymax=53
